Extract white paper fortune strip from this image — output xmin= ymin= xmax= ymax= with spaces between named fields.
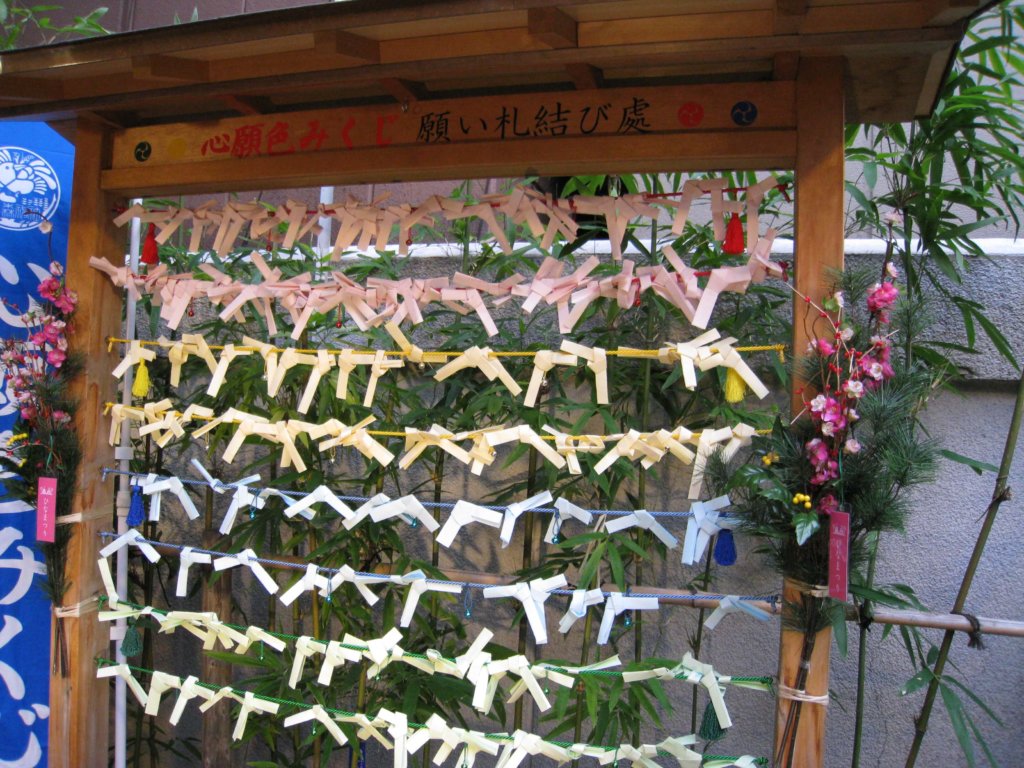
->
xmin=212 ymin=548 xmax=279 ymax=594
xmin=558 ymin=588 xmax=606 ymax=634
xmin=545 ymin=497 xmax=594 ymax=544
xmin=435 ymin=500 xmax=503 ymax=548
xmin=597 ymin=592 xmax=660 ymax=645
xmin=681 ymin=495 xmax=733 ymax=565
xmin=499 ymin=491 xmax=553 ymax=548
xmin=703 ymin=595 xmax=773 ymax=631
xmin=99 ymin=529 xmax=161 ymax=563
xmin=141 ymin=474 xmax=199 ymax=521
xmin=175 ymin=547 xmax=212 ymax=597
xmin=604 ymin=509 xmax=679 ymax=549
xmin=481 ymin=575 xmax=567 ymax=645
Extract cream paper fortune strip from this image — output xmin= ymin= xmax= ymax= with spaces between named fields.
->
xmin=95 ymin=660 xmax=763 ymax=766
xmin=106 ymin=400 xmax=756 ymax=491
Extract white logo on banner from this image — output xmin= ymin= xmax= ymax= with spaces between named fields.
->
xmin=0 ymin=148 xmax=60 ymax=232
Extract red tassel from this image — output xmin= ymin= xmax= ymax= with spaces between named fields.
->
xmin=723 ymin=212 xmax=744 ymax=255
xmin=141 ymin=222 xmax=159 ymax=266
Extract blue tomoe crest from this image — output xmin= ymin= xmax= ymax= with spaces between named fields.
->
xmin=0 ymin=146 xmax=60 ymax=232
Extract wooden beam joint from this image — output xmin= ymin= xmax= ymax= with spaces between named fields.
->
xmin=379 ymin=77 xmax=427 ymax=104
xmin=312 ymin=29 xmax=380 ymax=65
xmin=527 ymin=7 xmax=578 ymax=49
xmin=565 ymin=63 xmax=603 ymax=90
xmin=132 ymin=54 xmax=210 ymax=83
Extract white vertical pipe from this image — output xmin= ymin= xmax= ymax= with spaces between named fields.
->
xmin=318 ymin=185 xmax=334 ymax=258
xmin=113 ymin=200 xmax=142 ymax=768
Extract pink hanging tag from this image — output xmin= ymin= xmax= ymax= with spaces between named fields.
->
xmin=828 ymin=509 xmax=850 ymax=601
xmin=36 ymin=477 xmax=57 ymax=543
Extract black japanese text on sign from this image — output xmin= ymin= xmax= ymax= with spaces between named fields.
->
xmin=112 ymin=83 xmax=793 ymax=170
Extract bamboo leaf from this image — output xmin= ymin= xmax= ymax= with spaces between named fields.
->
xmin=941 ymin=682 xmax=977 ymax=767
xmin=938 ymin=449 xmax=999 ymax=475
xmin=901 ymin=668 xmax=935 ymax=696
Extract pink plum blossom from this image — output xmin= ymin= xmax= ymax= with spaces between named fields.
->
xmin=810 ymin=338 xmax=836 ymax=356
xmin=818 ymin=494 xmax=840 ymax=516
xmin=843 ymin=379 xmax=865 ymax=399
xmin=867 ymin=281 xmax=899 ymax=314
xmin=46 ymin=348 xmax=66 ymax=368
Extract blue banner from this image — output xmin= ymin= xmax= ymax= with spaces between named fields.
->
xmin=0 ymin=122 xmax=74 ymax=768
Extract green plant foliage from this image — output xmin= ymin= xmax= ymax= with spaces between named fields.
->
xmin=846 ymin=2 xmax=1024 ymax=374
xmin=0 ymin=1 xmax=108 ymax=50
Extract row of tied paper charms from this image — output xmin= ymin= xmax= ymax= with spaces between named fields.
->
xmin=107 ymin=402 xmax=757 ymax=497
xmin=97 ymin=662 xmax=760 ymax=768
xmin=132 ymin=461 xmax=736 ymax=563
xmin=98 ymin=530 xmax=772 ymax=648
xmin=113 ymin=177 xmax=782 ymax=261
xmin=90 ymin=240 xmax=782 ymax=341
xmin=97 ymin=603 xmax=771 ymax=730
xmin=112 ymin=325 xmax=768 ymax=414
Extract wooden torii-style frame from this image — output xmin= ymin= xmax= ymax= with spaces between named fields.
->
xmin=0 ymin=1 xmax=995 ymax=766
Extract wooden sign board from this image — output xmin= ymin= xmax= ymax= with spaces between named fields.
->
xmin=104 ymin=82 xmax=796 ymax=195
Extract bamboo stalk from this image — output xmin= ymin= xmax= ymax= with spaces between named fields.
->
xmin=851 ymin=531 xmax=880 ymax=768
xmin=904 ymin=368 xmax=1024 ymax=767
xmin=689 ymin=534 xmax=717 ymax=733
xmin=310 ymin=528 xmax=322 ymax=767
xmin=425 ymin=451 xmax=445 ymax=768
xmin=514 ymin=446 xmax=539 ymax=731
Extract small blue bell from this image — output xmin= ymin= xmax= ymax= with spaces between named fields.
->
xmin=126 ymin=484 xmax=145 ymax=528
xmin=713 ymin=530 xmax=737 ymax=566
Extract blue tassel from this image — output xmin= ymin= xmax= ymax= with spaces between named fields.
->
xmin=713 ymin=529 xmax=736 ymax=566
xmin=126 ymin=484 xmax=145 ymax=528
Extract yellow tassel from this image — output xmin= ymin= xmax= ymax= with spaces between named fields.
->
xmin=132 ymin=359 xmax=151 ymax=399
xmin=724 ymin=367 xmax=747 ymax=403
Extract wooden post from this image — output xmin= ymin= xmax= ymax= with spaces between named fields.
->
xmin=777 ymin=56 xmax=846 ymax=767
xmin=50 ymin=118 xmax=123 ymax=767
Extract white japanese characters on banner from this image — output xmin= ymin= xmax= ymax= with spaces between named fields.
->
xmin=0 ymin=122 xmax=74 ymax=767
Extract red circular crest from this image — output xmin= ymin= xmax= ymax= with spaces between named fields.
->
xmin=677 ymin=102 xmax=705 ymax=127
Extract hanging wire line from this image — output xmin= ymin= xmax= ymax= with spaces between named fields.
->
xmin=96 ymin=531 xmax=780 ymax=607
xmin=104 ymin=336 xmax=787 ymax=362
xmin=100 ymin=467 xmax=730 ymax=521
xmin=96 ymin=596 xmax=774 ymax=691
xmin=92 ymin=657 xmax=768 ymax=765
xmin=100 ymin=401 xmax=774 ymax=441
